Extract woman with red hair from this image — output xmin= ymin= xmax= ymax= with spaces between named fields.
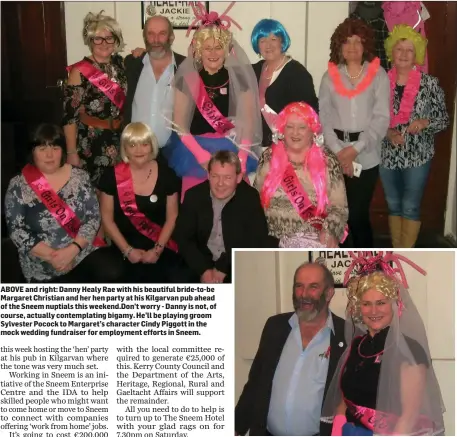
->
xmin=253 ymin=102 xmax=348 ymax=248
xmin=319 ymin=18 xmax=390 ymax=248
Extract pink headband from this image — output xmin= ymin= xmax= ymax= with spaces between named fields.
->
xmin=186 ymin=2 xmax=242 ymax=37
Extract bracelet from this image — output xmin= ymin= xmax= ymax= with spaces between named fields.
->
xmin=71 ymin=241 xmax=83 ymax=252
xmin=155 ymin=243 xmax=164 ymax=250
xmin=123 ymin=246 xmax=133 ymax=259
xmin=67 ymin=150 xmax=78 ymax=155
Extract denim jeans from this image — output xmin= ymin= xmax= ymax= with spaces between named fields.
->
xmin=379 ymin=161 xmax=432 ymax=221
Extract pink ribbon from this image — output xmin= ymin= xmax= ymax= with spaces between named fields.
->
xmin=343 ymin=251 xmax=427 ymax=288
xmin=186 ymin=2 xmax=242 ymax=37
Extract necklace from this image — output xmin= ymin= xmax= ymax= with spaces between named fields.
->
xmin=205 ymin=79 xmax=229 ymax=100
xmin=262 ymin=56 xmax=287 ymax=81
xmin=358 ymin=335 xmax=384 ymax=359
xmin=328 ymin=57 xmax=380 ymax=99
xmin=133 ymin=166 xmax=152 ymax=184
xmin=344 ymin=64 xmax=364 ymax=80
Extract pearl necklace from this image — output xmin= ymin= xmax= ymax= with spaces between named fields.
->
xmin=262 ymin=56 xmax=287 ymax=81
xmin=344 ymin=64 xmax=364 ymax=80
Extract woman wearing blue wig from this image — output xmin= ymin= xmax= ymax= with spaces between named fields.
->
xmin=251 ymin=19 xmax=319 ymax=148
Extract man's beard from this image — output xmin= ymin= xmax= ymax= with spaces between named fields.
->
xmin=146 ymin=40 xmax=172 ymax=59
xmin=293 ymin=291 xmax=327 ymax=322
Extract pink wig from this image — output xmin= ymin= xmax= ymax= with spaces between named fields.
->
xmin=260 ymin=102 xmax=328 ymax=214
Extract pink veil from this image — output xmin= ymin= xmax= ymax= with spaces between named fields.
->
xmin=171 ymin=2 xmax=262 ymax=159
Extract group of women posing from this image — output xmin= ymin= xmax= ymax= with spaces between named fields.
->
xmin=5 ymin=5 xmax=450 ymax=283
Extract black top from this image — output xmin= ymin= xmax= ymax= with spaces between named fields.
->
xmin=190 ymin=67 xmax=230 ymax=135
xmin=396 ymin=84 xmax=405 ymax=101
xmin=341 ymin=327 xmax=429 ymax=427
xmin=173 ymin=180 xmax=276 ymax=280
xmin=252 ymin=59 xmax=319 ymax=147
xmin=98 ymin=162 xmax=180 ymax=250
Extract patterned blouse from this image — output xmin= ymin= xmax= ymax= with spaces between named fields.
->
xmin=4 ymin=167 xmax=100 ymax=282
xmin=381 ymin=73 xmax=449 ymax=170
xmin=254 ymin=147 xmax=348 ymax=243
xmin=62 ymin=54 xmax=127 ymax=185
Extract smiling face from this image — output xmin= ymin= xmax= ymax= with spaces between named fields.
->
xmin=91 ymin=28 xmax=116 ymax=60
xmin=201 ymin=37 xmax=226 ymax=74
xmin=283 ymin=114 xmax=313 ymax=152
xmin=360 ymin=288 xmax=394 ymax=335
xmin=342 ymin=34 xmax=364 ymax=64
xmin=293 ymin=264 xmax=334 ymax=322
xmin=208 ymin=161 xmax=242 ymax=200
xmin=125 ymin=142 xmax=152 ymax=166
xmin=258 ymin=33 xmax=283 ymax=62
xmin=392 ymin=39 xmax=416 ymax=70
xmin=33 ymin=145 xmax=63 ymax=174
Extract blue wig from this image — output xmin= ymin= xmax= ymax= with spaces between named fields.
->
xmin=251 ymin=19 xmax=291 ymax=55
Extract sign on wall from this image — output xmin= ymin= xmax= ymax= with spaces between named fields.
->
xmin=141 ymin=2 xmax=210 ymax=29
xmin=309 ymin=251 xmax=388 ymax=288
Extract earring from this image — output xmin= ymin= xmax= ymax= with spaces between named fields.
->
xmin=258 ymin=53 xmax=262 ymax=59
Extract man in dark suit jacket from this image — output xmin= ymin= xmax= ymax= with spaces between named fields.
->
xmin=174 ymin=151 xmax=276 ymax=284
xmin=235 ymin=262 xmax=347 ymax=436
xmin=123 ymin=15 xmax=185 ymax=149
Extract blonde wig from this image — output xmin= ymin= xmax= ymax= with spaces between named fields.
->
xmin=192 ymin=25 xmax=232 ymax=62
xmin=346 ymin=271 xmax=399 ymax=323
xmin=384 ymin=24 xmax=427 ymax=65
xmin=83 ymin=11 xmax=125 ymax=53
xmin=120 ymin=122 xmax=159 ymax=163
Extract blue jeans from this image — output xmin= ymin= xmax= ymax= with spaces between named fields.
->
xmin=379 ymin=161 xmax=432 ymax=221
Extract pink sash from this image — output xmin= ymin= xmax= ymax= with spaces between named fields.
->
xmin=345 ymin=397 xmax=436 ymax=435
xmin=68 ymin=60 xmax=125 ymax=109
xmin=114 ymin=163 xmax=178 ymax=252
xmin=184 ymin=72 xmax=234 ymax=135
xmin=281 ymin=164 xmax=348 ymax=243
xmin=281 ymin=163 xmax=326 ymax=230
xmin=22 ymin=164 xmax=105 ymax=247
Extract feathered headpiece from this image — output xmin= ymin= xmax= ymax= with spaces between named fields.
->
xmin=343 ymin=251 xmax=427 ymax=322
xmin=186 ymin=2 xmax=242 ymax=37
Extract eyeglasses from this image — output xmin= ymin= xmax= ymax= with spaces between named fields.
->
xmin=92 ymin=36 xmax=116 ymax=45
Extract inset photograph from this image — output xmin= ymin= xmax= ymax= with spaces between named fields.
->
xmin=234 ymin=250 xmax=455 ymax=436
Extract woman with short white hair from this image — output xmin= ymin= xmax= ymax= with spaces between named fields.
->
xmin=99 ymin=122 xmax=193 ymax=282
xmin=63 ymin=11 xmax=127 ymax=186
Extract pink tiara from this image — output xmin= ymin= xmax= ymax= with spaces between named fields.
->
xmin=186 ymin=2 xmax=242 ymax=37
xmin=343 ymin=251 xmax=427 ymax=289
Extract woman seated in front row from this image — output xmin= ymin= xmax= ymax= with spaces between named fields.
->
xmin=99 ymin=122 xmax=195 ymax=283
xmin=4 ymin=124 xmax=122 ymax=283
xmin=254 ymin=102 xmax=348 ymax=248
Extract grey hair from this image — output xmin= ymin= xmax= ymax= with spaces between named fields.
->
xmin=143 ymin=15 xmax=174 ymax=42
xmin=293 ymin=261 xmax=335 ymax=291
xmin=83 ymin=11 xmax=125 ymax=53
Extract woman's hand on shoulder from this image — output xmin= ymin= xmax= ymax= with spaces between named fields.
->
xmin=67 ymin=67 xmax=82 ymax=86
xmin=131 ymin=47 xmax=146 ymax=58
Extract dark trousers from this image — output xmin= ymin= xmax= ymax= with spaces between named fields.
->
xmin=50 ymin=247 xmax=124 ymax=283
xmin=341 ymin=165 xmax=379 ymax=248
xmin=105 ymin=246 xmax=198 ymax=284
